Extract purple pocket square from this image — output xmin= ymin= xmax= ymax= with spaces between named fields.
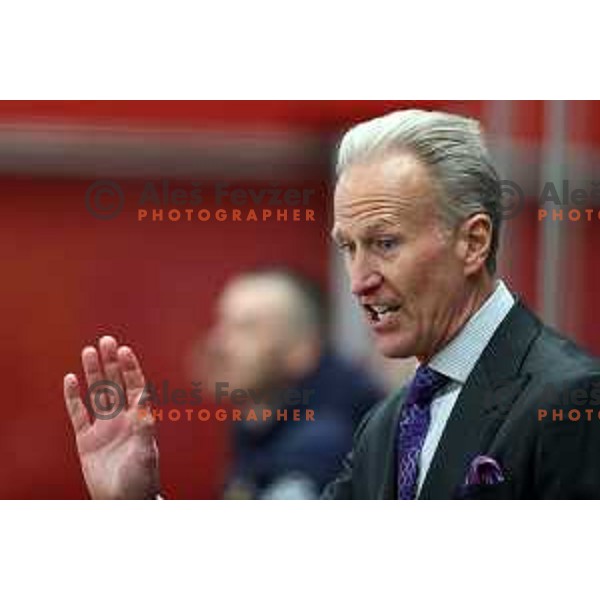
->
xmin=465 ymin=455 xmax=505 ymax=486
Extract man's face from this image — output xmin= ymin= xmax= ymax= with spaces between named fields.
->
xmin=208 ymin=279 xmax=291 ymax=391
xmin=332 ymin=152 xmax=469 ymax=360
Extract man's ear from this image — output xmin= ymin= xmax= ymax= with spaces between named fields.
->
xmin=458 ymin=213 xmax=492 ymax=276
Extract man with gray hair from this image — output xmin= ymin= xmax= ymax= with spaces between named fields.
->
xmin=63 ymin=108 xmax=600 ymax=500
xmin=323 ymin=108 xmax=600 ymax=499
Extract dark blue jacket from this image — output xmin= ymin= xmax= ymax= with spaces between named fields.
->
xmin=226 ymin=352 xmax=382 ymax=498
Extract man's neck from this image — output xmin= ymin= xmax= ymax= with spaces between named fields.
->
xmin=418 ymin=276 xmax=497 ymax=364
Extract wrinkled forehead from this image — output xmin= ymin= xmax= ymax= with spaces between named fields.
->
xmin=332 ymin=152 xmax=440 ymax=237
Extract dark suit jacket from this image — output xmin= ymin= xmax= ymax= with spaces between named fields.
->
xmin=322 ymin=302 xmax=600 ymax=499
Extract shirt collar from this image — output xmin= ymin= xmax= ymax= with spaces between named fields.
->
xmin=427 ymin=280 xmax=515 ymax=385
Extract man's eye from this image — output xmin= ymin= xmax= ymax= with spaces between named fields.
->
xmin=337 ymin=241 xmax=354 ymax=254
xmin=375 ymin=238 xmax=398 ymax=252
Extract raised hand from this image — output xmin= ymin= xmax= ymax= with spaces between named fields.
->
xmin=64 ymin=336 xmax=160 ymax=499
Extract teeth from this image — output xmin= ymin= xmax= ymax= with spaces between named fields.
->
xmin=367 ymin=304 xmax=399 ymax=317
xmin=373 ymin=306 xmax=390 ymax=314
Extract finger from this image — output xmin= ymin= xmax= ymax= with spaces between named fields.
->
xmin=64 ymin=373 xmax=91 ymax=435
xmin=81 ymin=345 xmax=111 ymax=411
xmin=81 ymin=345 xmax=105 ymax=388
xmin=117 ymin=346 xmax=146 ymax=409
xmin=99 ymin=335 xmax=124 ymax=390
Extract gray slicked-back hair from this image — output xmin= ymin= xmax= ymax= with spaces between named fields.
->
xmin=336 ymin=109 xmax=502 ymax=274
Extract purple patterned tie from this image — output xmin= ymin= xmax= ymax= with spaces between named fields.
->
xmin=396 ymin=365 xmax=449 ymax=500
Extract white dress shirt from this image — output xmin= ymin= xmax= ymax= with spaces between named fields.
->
xmin=415 ymin=280 xmax=515 ymax=495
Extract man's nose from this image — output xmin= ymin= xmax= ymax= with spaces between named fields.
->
xmin=350 ymin=256 xmax=383 ymax=296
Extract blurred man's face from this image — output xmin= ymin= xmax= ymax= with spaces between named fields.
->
xmin=332 ymin=152 xmax=470 ymax=360
xmin=209 ymin=279 xmax=292 ymax=391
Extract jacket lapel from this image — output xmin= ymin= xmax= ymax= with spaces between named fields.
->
xmin=418 ymin=302 xmax=541 ymax=500
xmin=377 ymin=389 xmax=408 ymax=499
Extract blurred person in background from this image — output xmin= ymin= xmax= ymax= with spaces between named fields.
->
xmin=203 ymin=268 xmax=382 ymax=499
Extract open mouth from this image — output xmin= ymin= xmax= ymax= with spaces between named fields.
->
xmin=363 ymin=303 xmax=401 ymax=323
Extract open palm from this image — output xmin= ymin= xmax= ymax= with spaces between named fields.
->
xmin=64 ymin=336 xmax=160 ymax=499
